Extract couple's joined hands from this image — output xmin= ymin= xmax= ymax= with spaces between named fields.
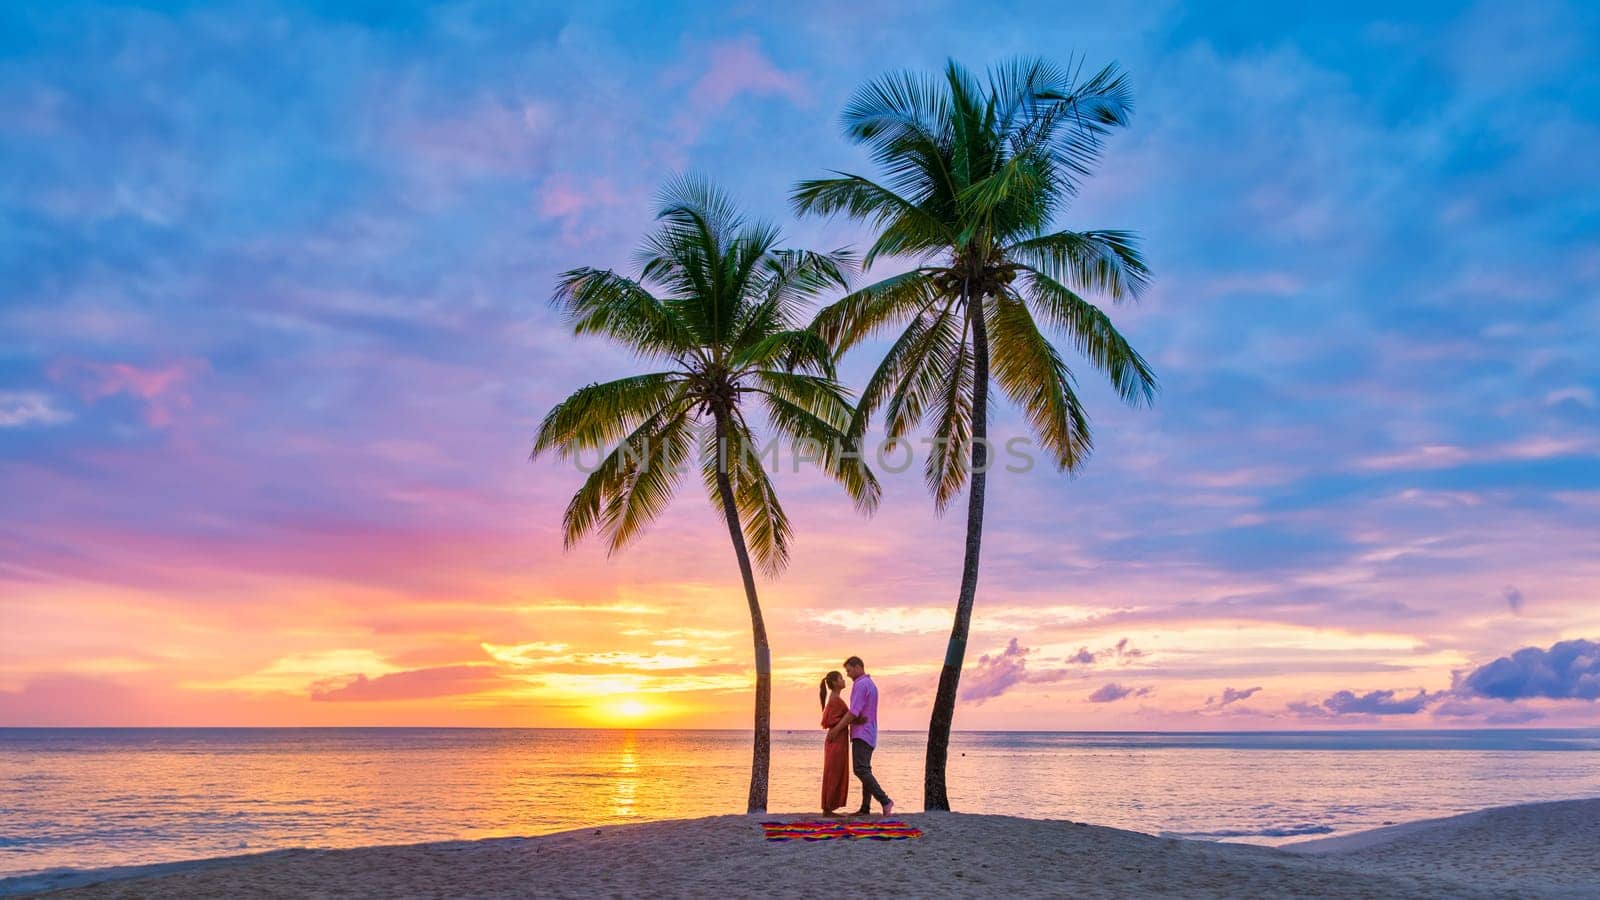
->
xmin=828 ymin=712 xmax=860 ymax=741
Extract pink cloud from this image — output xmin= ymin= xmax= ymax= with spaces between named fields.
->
xmin=658 ymin=37 xmax=811 ymax=160
xmin=395 ymin=99 xmax=548 ymax=175
xmin=538 ymin=174 xmax=626 ymax=219
xmin=0 ymin=674 xmax=147 ymax=725
xmin=1358 ymin=437 xmax=1596 ymax=472
xmin=690 ymin=37 xmax=809 ymax=110
xmin=48 ymin=358 xmax=206 ymax=427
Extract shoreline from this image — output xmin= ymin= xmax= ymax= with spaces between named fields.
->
xmin=1282 ymin=806 xmax=1504 ymax=855
xmin=5 ymin=798 xmax=1596 ymax=898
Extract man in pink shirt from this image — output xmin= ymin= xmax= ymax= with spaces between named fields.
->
xmin=830 ymin=655 xmax=893 ymax=816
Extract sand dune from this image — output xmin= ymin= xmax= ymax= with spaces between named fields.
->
xmin=1283 ymin=797 xmax=1600 ymax=895
xmin=12 ymin=799 xmax=1598 ymax=898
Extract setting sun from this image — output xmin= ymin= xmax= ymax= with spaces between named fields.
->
xmin=601 ymin=698 xmax=654 ymax=723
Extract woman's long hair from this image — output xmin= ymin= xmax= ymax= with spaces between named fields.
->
xmin=819 ymin=670 xmax=842 ymax=709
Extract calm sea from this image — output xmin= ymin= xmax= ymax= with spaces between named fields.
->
xmin=3 ymin=728 xmax=1598 ymax=878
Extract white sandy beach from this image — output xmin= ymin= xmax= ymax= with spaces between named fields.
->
xmin=10 ymin=798 xmax=1597 ymax=899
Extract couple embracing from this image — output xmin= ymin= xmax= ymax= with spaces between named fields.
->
xmin=817 ymin=656 xmax=893 ymax=817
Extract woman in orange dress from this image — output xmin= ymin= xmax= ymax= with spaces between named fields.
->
xmin=819 ymin=670 xmax=850 ymax=814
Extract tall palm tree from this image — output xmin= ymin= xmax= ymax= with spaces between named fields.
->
xmin=532 ymin=177 xmax=879 ymax=813
xmin=792 ymin=58 xmax=1157 ymax=810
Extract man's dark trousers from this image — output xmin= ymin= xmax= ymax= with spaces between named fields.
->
xmin=851 ymin=738 xmax=890 ymax=813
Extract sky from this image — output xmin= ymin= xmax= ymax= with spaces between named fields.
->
xmin=2 ymin=0 xmax=1598 ymax=731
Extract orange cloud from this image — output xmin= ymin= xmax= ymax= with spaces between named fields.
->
xmin=310 ymin=665 xmax=511 ymax=702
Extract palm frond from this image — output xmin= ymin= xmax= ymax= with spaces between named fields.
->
xmin=734 ymin=328 xmax=835 ymax=377
xmin=552 ymin=268 xmax=695 ymax=357
xmin=955 ymin=149 xmax=1053 ymax=244
xmin=1008 ymin=229 xmax=1150 ymax=300
xmin=1017 ymin=269 xmax=1157 ymax=405
xmin=810 ymin=269 xmax=940 ymax=354
xmin=759 ymin=384 xmax=881 ymax=513
xmin=561 ymin=406 xmax=693 ymax=550
xmin=841 ymin=71 xmax=959 ymax=207
xmin=753 ymin=370 xmax=856 ymax=431
xmin=598 ymin=411 xmax=697 ymax=554
xmin=1028 ymin=61 xmax=1134 ymax=192
xmin=737 ymin=247 xmax=854 ymax=346
xmin=923 ymin=340 xmax=974 ymax=512
xmin=789 ymin=175 xmax=953 ymax=265
xmin=987 ymin=57 xmax=1065 ymax=136
xmin=701 ymin=419 xmax=792 ymax=576
xmin=654 ymin=173 xmax=744 ymax=252
xmin=883 ymin=305 xmax=968 ymax=442
xmin=532 ymin=373 xmax=688 ymax=460
xmin=986 ymin=291 xmax=1092 ymax=469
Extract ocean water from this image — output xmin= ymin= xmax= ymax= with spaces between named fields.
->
xmin=2 ymin=728 xmax=1599 ymax=878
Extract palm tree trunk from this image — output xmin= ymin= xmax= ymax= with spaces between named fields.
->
xmin=925 ymin=288 xmax=989 ymax=811
xmin=712 ymin=409 xmax=771 ymax=814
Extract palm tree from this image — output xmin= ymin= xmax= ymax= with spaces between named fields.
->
xmin=532 ymin=177 xmax=879 ymax=813
xmin=792 ymin=58 xmax=1157 ymax=810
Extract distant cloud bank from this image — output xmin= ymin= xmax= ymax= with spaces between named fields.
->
xmin=1288 ymin=638 xmax=1600 ymax=719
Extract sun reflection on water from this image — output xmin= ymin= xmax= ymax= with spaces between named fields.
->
xmin=611 ymin=731 xmax=639 ymax=818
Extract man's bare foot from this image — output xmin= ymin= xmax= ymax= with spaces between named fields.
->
xmin=853 ymin=808 xmax=870 ymax=816
xmin=883 ymin=800 xmax=895 ymax=816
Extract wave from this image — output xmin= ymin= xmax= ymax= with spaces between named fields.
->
xmin=1164 ymin=823 xmax=1336 ymax=840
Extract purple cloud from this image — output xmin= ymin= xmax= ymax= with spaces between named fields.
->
xmin=1323 ymin=689 xmax=1436 ymax=715
xmin=1087 ymin=682 xmax=1151 ymax=703
xmin=1205 ymin=685 xmax=1262 ymax=708
xmin=1458 ymin=638 xmax=1600 ymax=701
xmin=960 ymin=638 xmax=1031 ymax=704
xmin=1431 ymin=698 xmax=1544 ymax=724
xmin=960 ymin=637 xmax=1125 ymax=703
xmin=1059 ymin=638 xmax=1145 ymax=667
xmin=1290 ymin=688 xmax=1439 ymax=718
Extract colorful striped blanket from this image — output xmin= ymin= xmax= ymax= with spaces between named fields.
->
xmin=761 ymin=820 xmax=923 ymax=841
